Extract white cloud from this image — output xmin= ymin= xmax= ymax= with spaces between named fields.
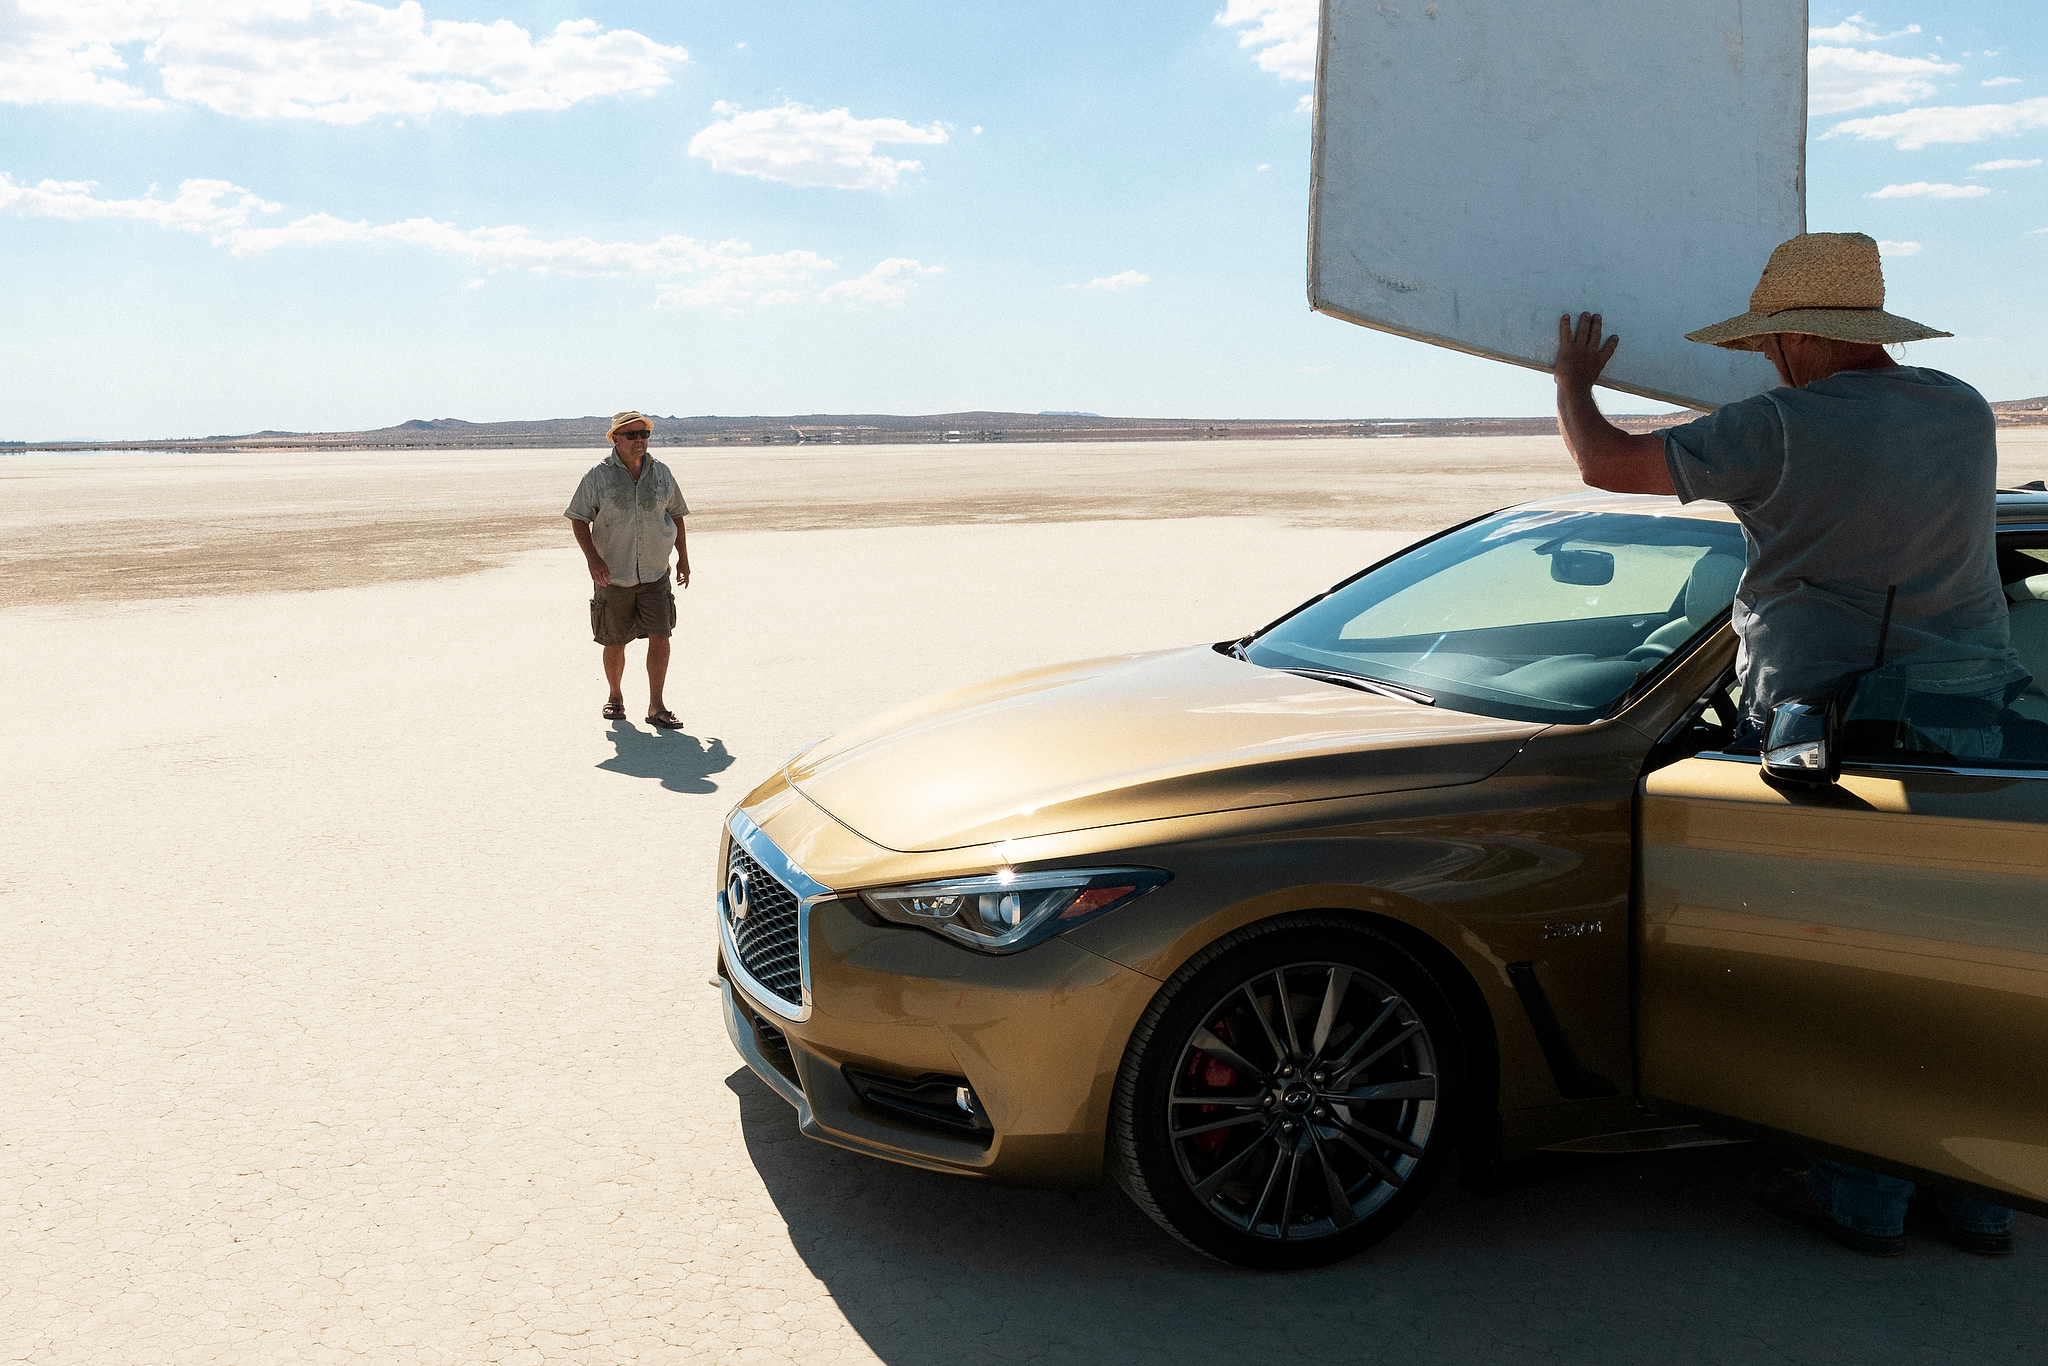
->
xmin=1215 ymin=0 xmax=1316 ymax=82
xmin=1972 ymin=158 xmax=2042 ymax=171
xmin=214 ymin=211 xmax=839 ymax=309
xmin=1825 ymin=96 xmax=2048 ymax=149
xmin=688 ymin=102 xmax=948 ymax=190
xmin=1877 ymin=240 xmax=1922 ymax=256
xmin=0 ymin=174 xmax=280 ymax=226
xmin=650 ymin=246 xmax=840 ymax=308
xmin=1983 ymin=77 xmax=2022 ymax=87
xmin=816 ymin=258 xmax=944 ymax=305
xmin=0 ymin=171 xmax=936 ymax=310
xmin=1867 ymin=182 xmax=1990 ymax=199
xmin=1808 ymin=14 xmax=1921 ymax=44
xmin=0 ymin=1 xmax=169 ymax=109
xmin=0 ymin=1 xmax=685 ymax=123
xmin=1085 ymin=270 xmax=1150 ymax=291
xmin=1807 ymin=46 xmax=1958 ymax=117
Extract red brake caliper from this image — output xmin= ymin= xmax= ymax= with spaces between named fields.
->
xmin=1186 ymin=1019 xmax=1241 ymax=1156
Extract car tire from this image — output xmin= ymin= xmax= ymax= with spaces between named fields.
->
xmin=1110 ymin=914 xmax=1465 ymax=1269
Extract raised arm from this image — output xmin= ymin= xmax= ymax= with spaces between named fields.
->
xmin=1554 ymin=311 xmax=1674 ymax=496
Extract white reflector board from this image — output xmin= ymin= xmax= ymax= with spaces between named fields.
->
xmin=1309 ymin=0 xmax=1805 ymax=412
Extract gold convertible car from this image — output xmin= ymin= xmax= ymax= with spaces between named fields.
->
xmin=716 ymin=490 xmax=2048 ymax=1268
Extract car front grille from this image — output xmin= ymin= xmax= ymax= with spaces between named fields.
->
xmin=727 ymin=844 xmax=803 ymax=1006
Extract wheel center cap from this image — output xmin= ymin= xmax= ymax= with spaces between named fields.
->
xmin=1281 ymin=1086 xmax=1314 ymax=1112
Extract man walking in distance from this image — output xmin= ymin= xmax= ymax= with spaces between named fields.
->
xmin=566 ymin=411 xmax=692 ymax=728
xmin=1553 ymin=231 xmax=2023 ymax=1259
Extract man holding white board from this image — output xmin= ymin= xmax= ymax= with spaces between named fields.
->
xmin=1554 ymin=230 xmax=2023 ymax=1258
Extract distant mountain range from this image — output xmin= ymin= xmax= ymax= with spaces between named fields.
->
xmin=11 ymin=397 xmax=2044 ymax=451
xmin=11 ymin=410 xmax=1566 ymax=451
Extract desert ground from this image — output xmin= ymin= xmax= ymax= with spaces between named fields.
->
xmin=4 ymin=433 xmax=2045 ymax=1365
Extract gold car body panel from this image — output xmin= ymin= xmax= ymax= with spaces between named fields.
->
xmin=1640 ymin=755 xmax=2048 ymax=1204
xmin=788 ymin=644 xmax=1543 ymax=852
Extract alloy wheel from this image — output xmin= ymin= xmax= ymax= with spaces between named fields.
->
xmin=1166 ymin=961 xmax=1439 ymax=1242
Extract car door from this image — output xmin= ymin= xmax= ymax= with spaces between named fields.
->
xmin=1636 ymin=688 xmax=2048 ymax=1209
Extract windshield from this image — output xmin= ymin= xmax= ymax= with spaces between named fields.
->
xmin=1247 ymin=509 xmax=1746 ymax=724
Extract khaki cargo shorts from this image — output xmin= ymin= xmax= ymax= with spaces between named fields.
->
xmin=590 ymin=576 xmax=677 ymax=647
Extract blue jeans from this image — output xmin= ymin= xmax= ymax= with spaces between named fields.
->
xmin=1809 ymin=1159 xmax=2016 ymax=1238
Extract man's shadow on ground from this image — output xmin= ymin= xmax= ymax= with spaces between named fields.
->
xmin=596 ymin=723 xmax=734 ymax=793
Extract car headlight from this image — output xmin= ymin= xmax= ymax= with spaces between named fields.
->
xmin=860 ymin=867 xmax=1170 ymax=954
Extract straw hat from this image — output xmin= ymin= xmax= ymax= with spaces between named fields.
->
xmin=1685 ymin=232 xmax=1950 ymax=351
xmin=607 ymin=410 xmax=653 ymax=437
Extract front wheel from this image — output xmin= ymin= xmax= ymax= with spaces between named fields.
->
xmin=1110 ymin=917 xmax=1465 ymax=1269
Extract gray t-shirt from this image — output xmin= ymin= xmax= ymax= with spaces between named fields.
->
xmin=564 ymin=451 xmax=690 ymax=586
xmin=1663 ymin=366 xmax=2024 ymax=721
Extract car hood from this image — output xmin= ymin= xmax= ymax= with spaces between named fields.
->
xmin=787 ymin=645 xmax=1543 ymax=852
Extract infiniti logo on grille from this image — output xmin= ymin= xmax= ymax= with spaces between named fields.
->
xmin=726 ymin=868 xmax=750 ymax=922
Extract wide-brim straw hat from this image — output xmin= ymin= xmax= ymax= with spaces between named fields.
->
xmin=607 ymin=409 xmax=653 ymax=437
xmin=1686 ymin=231 xmax=1951 ymax=351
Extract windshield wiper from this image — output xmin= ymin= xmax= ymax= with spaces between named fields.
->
xmin=1280 ymin=667 xmax=1435 ymax=706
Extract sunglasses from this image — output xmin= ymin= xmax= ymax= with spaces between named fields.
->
xmin=615 ymin=430 xmax=652 ymax=441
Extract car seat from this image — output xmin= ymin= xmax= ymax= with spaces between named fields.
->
xmin=2002 ymin=575 xmax=2048 ymax=720
xmin=1627 ymin=552 xmax=1744 ymax=662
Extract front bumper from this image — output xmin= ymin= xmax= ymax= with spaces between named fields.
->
xmin=716 ymin=801 xmax=1162 ymax=1188
xmin=719 ymin=976 xmax=1005 ymax=1177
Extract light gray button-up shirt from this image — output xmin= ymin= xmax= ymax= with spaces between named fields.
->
xmin=564 ymin=451 xmax=690 ymax=586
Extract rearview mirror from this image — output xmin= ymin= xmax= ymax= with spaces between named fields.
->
xmin=1762 ymin=697 xmax=1840 ymax=786
xmin=1549 ymin=549 xmax=1615 ymax=586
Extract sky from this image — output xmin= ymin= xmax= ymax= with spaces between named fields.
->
xmin=2 ymin=0 xmax=2044 ymax=439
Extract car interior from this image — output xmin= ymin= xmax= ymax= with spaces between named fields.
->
xmin=1253 ymin=514 xmax=2048 ymax=746
xmin=1253 ymin=516 xmax=2048 ymax=770
xmin=1345 ymin=550 xmax=1748 ymax=713
xmin=1653 ymin=542 xmax=2048 ymax=771
xmin=1995 ymin=546 xmax=2048 ymax=725
xmin=1255 ymin=527 xmax=1749 ymax=723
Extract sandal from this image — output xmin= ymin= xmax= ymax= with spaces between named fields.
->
xmin=603 ymin=699 xmax=627 ymax=721
xmin=646 ymin=708 xmax=683 ymax=729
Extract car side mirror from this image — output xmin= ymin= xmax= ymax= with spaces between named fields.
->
xmin=1549 ymin=549 xmax=1615 ymax=585
xmin=1762 ymin=697 xmax=1840 ymax=786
